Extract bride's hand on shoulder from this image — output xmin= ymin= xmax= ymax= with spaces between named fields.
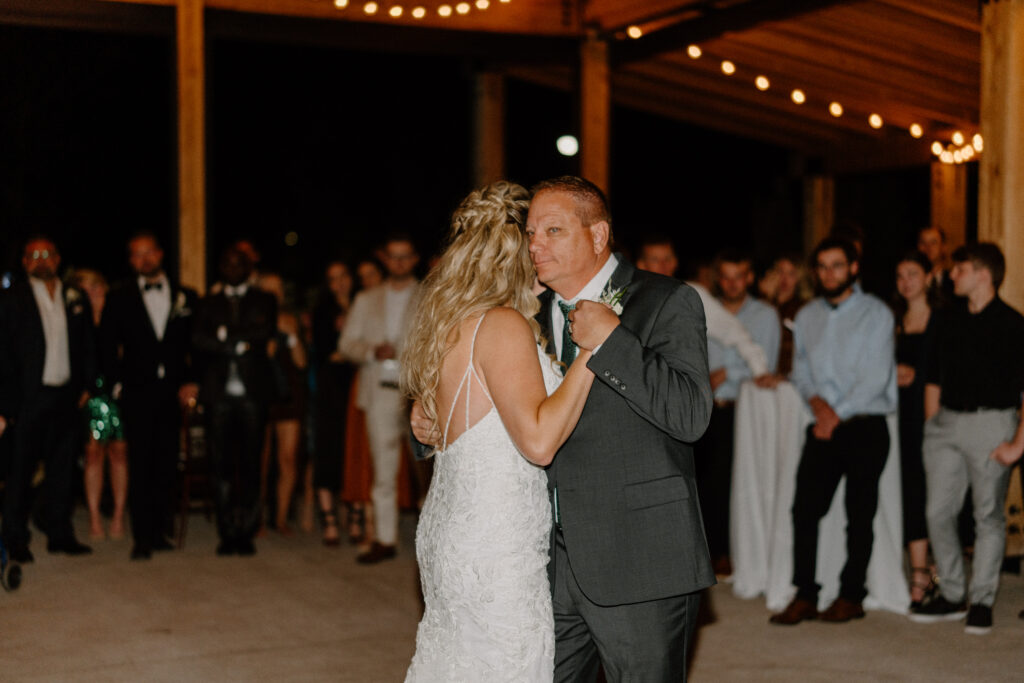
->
xmin=569 ymin=300 xmax=619 ymax=351
xmin=410 ymin=400 xmax=440 ymax=447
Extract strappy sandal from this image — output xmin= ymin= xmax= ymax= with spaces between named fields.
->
xmin=910 ymin=566 xmax=938 ymax=609
xmin=347 ymin=503 xmax=366 ymax=545
xmin=320 ymin=506 xmax=341 ymax=547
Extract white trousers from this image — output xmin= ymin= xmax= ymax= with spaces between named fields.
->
xmin=364 ymin=389 xmax=406 ymax=546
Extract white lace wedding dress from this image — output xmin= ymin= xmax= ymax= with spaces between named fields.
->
xmin=405 ymin=316 xmax=560 ymax=682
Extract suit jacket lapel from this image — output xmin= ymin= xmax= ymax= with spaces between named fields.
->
xmin=536 ymin=289 xmax=556 ymax=355
xmin=130 ymin=280 xmax=161 ymax=341
xmin=607 ymin=255 xmax=641 ymax=312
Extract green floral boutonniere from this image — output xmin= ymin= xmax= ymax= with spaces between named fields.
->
xmin=599 ymin=282 xmax=627 ymax=315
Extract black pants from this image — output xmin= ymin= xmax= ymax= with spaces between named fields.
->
xmin=312 ymin=362 xmax=354 ymax=492
xmin=694 ymin=404 xmax=735 ymax=559
xmin=207 ymin=396 xmax=266 ymax=543
xmin=2 ymin=386 xmax=78 ymax=547
xmin=123 ymin=383 xmax=180 ymax=550
xmin=792 ymin=415 xmax=889 ymax=603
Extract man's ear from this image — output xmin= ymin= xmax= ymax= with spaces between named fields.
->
xmin=589 ymin=221 xmax=610 ymax=255
xmin=850 ymin=260 xmax=860 ymax=278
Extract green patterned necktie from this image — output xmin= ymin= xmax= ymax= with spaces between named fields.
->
xmin=557 ymin=301 xmax=577 ymax=373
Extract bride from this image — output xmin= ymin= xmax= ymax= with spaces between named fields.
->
xmin=401 ymin=181 xmax=596 ymax=681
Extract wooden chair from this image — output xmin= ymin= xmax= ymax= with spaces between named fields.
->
xmin=176 ymin=401 xmax=213 ymax=549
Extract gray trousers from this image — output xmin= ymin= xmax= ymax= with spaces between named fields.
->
xmin=552 ymin=530 xmax=699 ymax=683
xmin=923 ymin=408 xmax=1017 ymax=607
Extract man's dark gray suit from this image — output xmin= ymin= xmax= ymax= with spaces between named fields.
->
xmin=537 ymin=258 xmax=715 ymax=681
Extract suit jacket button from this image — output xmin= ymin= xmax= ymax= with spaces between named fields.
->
xmin=603 ymin=370 xmax=611 ymax=377
xmin=620 ymin=384 xmax=627 ymax=391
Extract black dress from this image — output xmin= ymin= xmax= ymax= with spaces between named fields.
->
xmin=311 ymin=294 xmax=357 ymax=493
xmin=896 ymin=317 xmax=934 ymax=545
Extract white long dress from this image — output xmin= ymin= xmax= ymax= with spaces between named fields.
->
xmin=405 ymin=317 xmax=560 ymax=682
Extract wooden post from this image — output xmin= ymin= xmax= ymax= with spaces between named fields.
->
xmin=802 ymin=175 xmax=834 ymax=254
xmin=580 ymin=33 xmax=610 ymax=195
xmin=472 ymin=72 xmax=506 ymax=188
xmin=177 ymin=0 xmax=206 ymax=293
xmin=930 ymin=162 xmax=967 ymax=251
xmin=979 ymin=0 xmax=1024 ymax=312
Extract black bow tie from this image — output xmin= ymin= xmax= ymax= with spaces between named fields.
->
xmin=143 ymin=282 xmax=163 ymax=292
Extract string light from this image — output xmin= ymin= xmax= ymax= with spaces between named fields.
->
xmin=476 ymin=0 xmax=489 ymax=7
xmin=951 ymin=131 xmax=964 ymax=146
xmin=909 ymin=123 xmax=923 ymax=138
xmin=931 ymin=141 xmax=944 ymax=156
xmin=755 ymin=76 xmax=770 ymax=91
xmin=868 ymin=113 xmax=883 ymax=129
xmin=334 ymin=0 xmax=348 ymax=7
xmin=412 ymin=5 xmax=426 ymax=17
xmin=940 ymin=150 xmax=954 ymax=164
xmin=829 ymin=102 xmax=843 ymax=117
xmin=438 ymin=4 xmax=452 ymax=15
xmin=627 ymin=26 xmax=642 ymax=39
xmin=721 ymin=60 xmax=736 ymax=75
xmin=790 ymin=89 xmax=805 ymax=105
xmin=972 ymin=134 xmax=983 ymax=151
xmin=455 ymin=2 xmax=470 ymax=13
xmin=363 ymin=1 xmax=378 ymax=14
xmin=687 ymin=45 xmax=702 ymax=59
xmin=389 ymin=5 xmax=402 ymax=16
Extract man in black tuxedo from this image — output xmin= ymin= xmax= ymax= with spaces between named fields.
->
xmin=529 ymin=177 xmax=714 ymax=681
xmin=192 ymin=247 xmax=276 ymax=556
xmin=0 ymin=235 xmax=95 ymax=562
xmin=101 ymin=232 xmax=199 ymax=560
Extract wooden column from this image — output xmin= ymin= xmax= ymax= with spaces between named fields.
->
xmin=177 ymin=0 xmax=206 ymax=292
xmin=802 ymin=175 xmax=834 ymax=254
xmin=579 ymin=33 xmax=610 ymax=194
xmin=472 ymin=72 xmax=506 ymax=188
xmin=980 ymin=0 xmax=1024 ymax=311
xmin=930 ymin=162 xmax=967 ymax=250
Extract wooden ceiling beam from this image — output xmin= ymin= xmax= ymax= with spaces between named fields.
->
xmin=0 ymin=0 xmax=172 ymax=34
xmin=685 ymin=36 xmax=978 ymax=126
xmin=611 ymin=0 xmax=857 ymax=66
xmin=874 ymin=0 xmax=980 ymax=33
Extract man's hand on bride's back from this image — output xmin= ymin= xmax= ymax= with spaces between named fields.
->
xmin=569 ymin=300 xmax=620 ymax=351
xmin=410 ymin=400 xmax=440 ymax=447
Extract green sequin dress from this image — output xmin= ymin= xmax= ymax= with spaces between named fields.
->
xmin=84 ymin=376 xmax=124 ymax=443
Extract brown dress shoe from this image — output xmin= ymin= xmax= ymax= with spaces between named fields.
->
xmin=769 ymin=598 xmax=819 ymax=625
xmin=819 ymin=597 xmax=865 ymax=623
xmin=356 ymin=542 xmax=397 ymax=565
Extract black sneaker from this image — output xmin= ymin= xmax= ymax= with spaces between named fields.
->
xmin=965 ymin=604 xmax=992 ymax=635
xmin=908 ymin=596 xmax=967 ymax=623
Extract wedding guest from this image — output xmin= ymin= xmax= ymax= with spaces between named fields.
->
xmin=311 ymin=261 xmax=358 ymax=545
xmin=340 ymin=236 xmax=420 ymax=564
xmin=917 ymin=226 xmax=954 ymax=302
xmin=892 ymin=251 xmax=939 ymax=607
xmin=637 ymin=236 xmax=769 ymax=380
xmin=763 ymin=253 xmax=810 ymax=376
xmin=699 ymin=250 xmax=780 ymax=575
xmin=771 ymin=236 xmax=896 ymax=625
xmin=71 ymin=268 xmax=127 ymax=542
xmin=101 ymin=232 xmax=199 ymax=560
xmin=0 ymin=235 xmax=95 ymax=563
xmin=910 ymin=243 xmax=1024 ymax=634
xmin=192 ymin=247 xmax=277 ymax=556
xmin=257 ymin=272 xmax=308 ymax=536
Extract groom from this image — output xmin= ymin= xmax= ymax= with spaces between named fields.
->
xmin=528 ymin=176 xmax=714 ymax=681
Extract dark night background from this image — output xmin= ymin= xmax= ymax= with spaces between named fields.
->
xmin=1 ymin=21 xmax=942 ymax=297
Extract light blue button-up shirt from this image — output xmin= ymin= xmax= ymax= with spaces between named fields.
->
xmin=708 ymin=297 xmax=780 ymax=401
xmin=790 ymin=283 xmax=897 ymax=419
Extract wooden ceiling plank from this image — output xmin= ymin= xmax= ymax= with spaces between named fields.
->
xmin=680 ymin=36 xmax=979 ymax=124
xmin=611 ymin=0 xmax=857 ymax=65
xmin=873 ymin=0 xmax=980 ymax=33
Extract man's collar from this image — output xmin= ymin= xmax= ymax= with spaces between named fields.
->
xmin=554 ymin=253 xmax=619 ymax=305
xmin=138 ymin=273 xmax=168 ymax=289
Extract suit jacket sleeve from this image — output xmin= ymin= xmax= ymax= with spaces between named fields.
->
xmin=587 ymin=283 xmax=712 ymax=443
xmin=338 ymin=290 xmax=374 ymax=364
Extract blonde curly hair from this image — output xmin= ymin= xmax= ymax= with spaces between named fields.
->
xmin=401 ymin=181 xmax=539 ymax=431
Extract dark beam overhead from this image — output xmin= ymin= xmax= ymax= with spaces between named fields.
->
xmin=611 ymin=0 xmax=858 ymax=66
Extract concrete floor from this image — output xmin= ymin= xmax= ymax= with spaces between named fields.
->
xmin=4 ymin=509 xmax=1023 ymax=681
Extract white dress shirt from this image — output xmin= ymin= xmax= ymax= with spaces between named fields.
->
xmin=139 ymin=274 xmax=171 ymax=341
xmin=551 ymin=254 xmax=619 ymax=359
xmin=29 ymin=277 xmax=72 ymax=386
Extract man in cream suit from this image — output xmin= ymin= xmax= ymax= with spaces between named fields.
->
xmin=340 ymin=235 xmax=420 ymax=563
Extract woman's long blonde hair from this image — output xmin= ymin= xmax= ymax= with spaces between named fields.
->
xmin=401 ymin=181 xmax=539 ymax=430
